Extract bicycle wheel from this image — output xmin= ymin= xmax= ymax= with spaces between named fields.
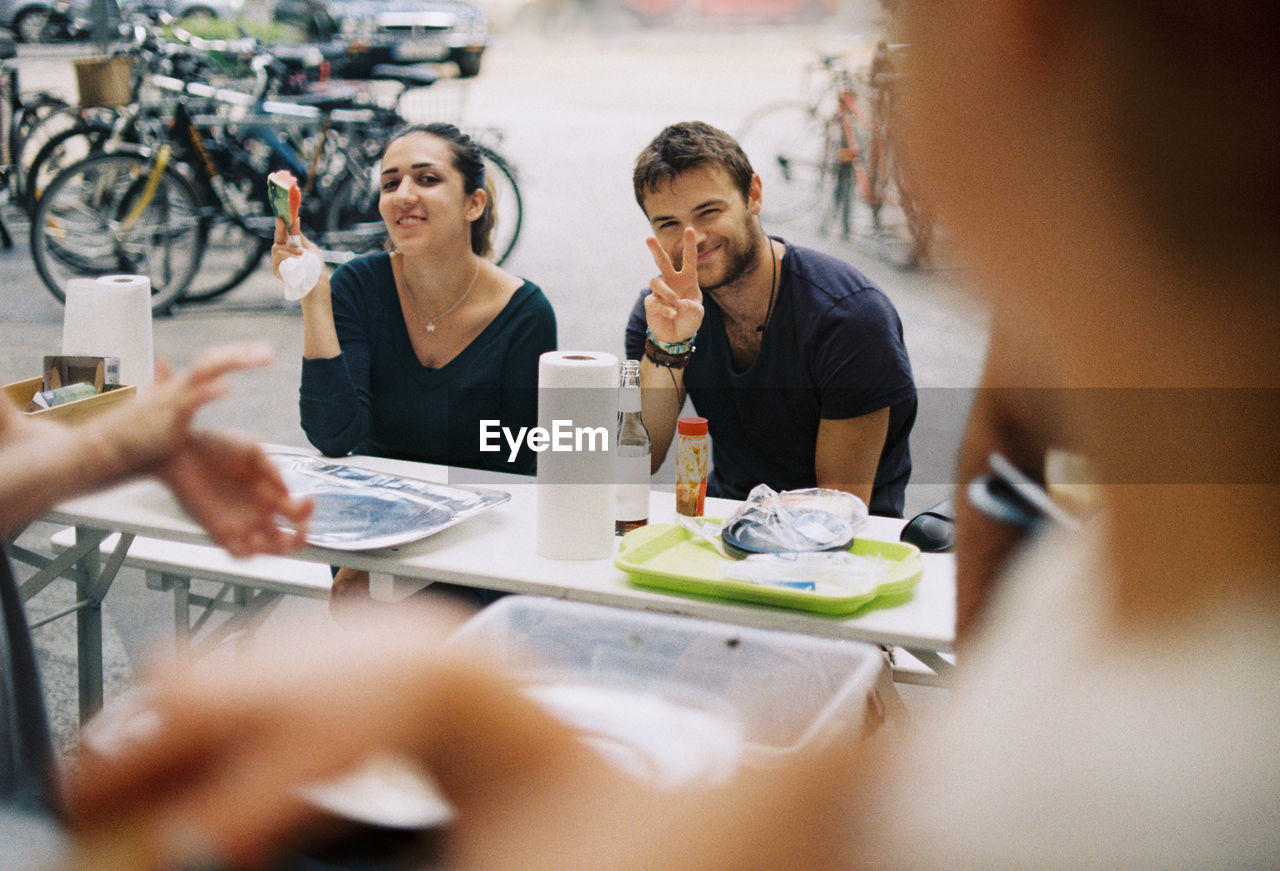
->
xmin=893 ymin=154 xmax=934 ymax=268
xmin=322 ymin=165 xmax=386 ymax=257
xmin=30 ymin=152 xmax=206 ymax=312
xmin=479 ymin=145 xmax=522 ymax=265
xmin=322 ymin=145 xmax=523 ymax=266
xmin=22 ymin=122 xmax=113 ymax=214
xmin=736 ymin=100 xmax=828 ymax=223
xmin=9 ymin=92 xmax=68 ymax=164
xmin=181 ymin=147 xmax=273 ymax=302
xmin=12 ymin=102 xmax=83 ymax=203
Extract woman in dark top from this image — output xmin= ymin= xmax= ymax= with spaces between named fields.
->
xmin=274 ymin=123 xmax=557 ymax=611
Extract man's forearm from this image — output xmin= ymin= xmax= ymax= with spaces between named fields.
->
xmin=814 ymin=409 xmax=890 ymax=512
xmin=818 ymin=479 xmax=874 ymax=508
xmin=639 ymin=358 xmax=685 ymax=470
xmin=0 ymin=402 xmax=141 ymax=538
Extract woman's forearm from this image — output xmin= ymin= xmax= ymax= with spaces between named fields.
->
xmin=300 ymin=273 xmax=342 ymax=360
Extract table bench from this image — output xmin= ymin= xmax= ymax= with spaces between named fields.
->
xmin=49 ymin=527 xmax=332 ymax=656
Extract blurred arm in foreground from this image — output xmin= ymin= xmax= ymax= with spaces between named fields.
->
xmin=0 ymin=342 xmax=311 ymax=556
xmin=67 ymin=606 xmax=874 ymax=871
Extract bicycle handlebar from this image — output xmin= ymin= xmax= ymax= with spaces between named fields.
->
xmin=150 ymin=74 xmax=258 ymax=108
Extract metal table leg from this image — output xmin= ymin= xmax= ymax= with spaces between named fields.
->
xmin=171 ymin=574 xmax=191 ymax=653
xmin=11 ymin=532 xmax=105 ymax=603
xmin=14 ymin=526 xmax=131 ymax=723
xmin=74 ymin=532 xmax=101 ymax=721
xmin=72 ymin=527 xmax=134 ymax=722
xmin=898 ymin=647 xmax=955 ymax=687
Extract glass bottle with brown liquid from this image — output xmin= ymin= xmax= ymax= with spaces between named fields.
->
xmin=615 ymin=360 xmax=651 ymax=534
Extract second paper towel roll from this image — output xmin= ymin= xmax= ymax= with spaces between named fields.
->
xmin=62 ymin=275 xmax=155 ymax=388
xmin=536 ymin=351 xmax=618 ymax=560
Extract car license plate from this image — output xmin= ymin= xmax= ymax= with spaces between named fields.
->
xmin=394 ymin=41 xmax=447 ymax=62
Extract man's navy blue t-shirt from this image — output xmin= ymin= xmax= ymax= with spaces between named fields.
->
xmin=626 ymin=242 xmax=916 ymax=517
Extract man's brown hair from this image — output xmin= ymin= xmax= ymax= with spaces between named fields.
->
xmin=632 ymin=121 xmax=755 ymax=214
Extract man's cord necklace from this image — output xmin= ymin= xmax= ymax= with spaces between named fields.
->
xmin=755 ymin=239 xmax=779 ymax=334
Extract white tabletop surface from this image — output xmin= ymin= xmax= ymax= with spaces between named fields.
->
xmin=46 ymin=450 xmax=955 ymax=654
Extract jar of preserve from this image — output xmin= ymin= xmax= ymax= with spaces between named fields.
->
xmin=675 ymin=416 xmax=709 ymax=516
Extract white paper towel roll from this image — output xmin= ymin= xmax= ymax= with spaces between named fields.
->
xmin=62 ymin=275 xmax=154 ymax=388
xmin=536 ymin=351 xmax=618 ymax=560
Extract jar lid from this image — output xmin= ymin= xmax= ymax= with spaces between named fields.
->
xmin=677 ymin=416 xmax=708 ymax=436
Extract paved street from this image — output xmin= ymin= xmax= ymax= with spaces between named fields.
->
xmin=4 ymin=11 xmax=986 ymax=745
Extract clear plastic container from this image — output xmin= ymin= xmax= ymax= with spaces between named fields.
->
xmin=448 ymin=597 xmax=887 ymax=776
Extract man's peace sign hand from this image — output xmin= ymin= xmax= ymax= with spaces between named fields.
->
xmin=644 ymin=228 xmax=705 ymax=345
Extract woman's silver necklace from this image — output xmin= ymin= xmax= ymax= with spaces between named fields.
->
xmin=410 ymin=257 xmax=480 ymax=333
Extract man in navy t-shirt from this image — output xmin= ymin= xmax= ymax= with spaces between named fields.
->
xmin=625 ymin=122 xmax=916 ymax=517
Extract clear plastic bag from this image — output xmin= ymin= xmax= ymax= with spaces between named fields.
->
xmin=720 ymin=485 xmax=868 ymax=556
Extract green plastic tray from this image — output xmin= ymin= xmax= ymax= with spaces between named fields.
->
xmin=616 ymin=520 xmax=922 ymax=615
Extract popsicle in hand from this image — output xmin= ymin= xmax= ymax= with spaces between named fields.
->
xmin=267 ymin=169 xmax=303 ymax=245
xmin=267 ymin=170 xmax=321 ymax=300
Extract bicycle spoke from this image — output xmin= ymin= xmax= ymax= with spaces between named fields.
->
xmin=742 ymin=45 xmax=940 ymax=268
xmin=31 ymin=153 xmax=204 ymax=310
xmin=736 ymin=101 xmax=827 ymax=224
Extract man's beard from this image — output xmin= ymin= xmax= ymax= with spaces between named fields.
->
xmin=701 ymin=226 xmax=761 ymax=292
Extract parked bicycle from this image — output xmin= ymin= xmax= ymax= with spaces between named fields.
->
xmin=28 ymin=79 xmax=387 ymax=312
xmin=736 ymin=41 xmax=934 ymax=268
xmin=30 ymin=96 xmax=261 ymax=312
xmin=187 ymin=64 xmax=523 ymax=282
xmin=0 ymin=33 xmax=71 ymax=247
xmin=318 ymin=66 xmax=524 ymax=270
xmin=29 ymin=59 xmax=525 ymax=310
xmin=18 ymin=20 xmax=242 ymax=216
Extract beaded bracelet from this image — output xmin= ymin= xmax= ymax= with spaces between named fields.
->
xmin=646 ymin=329 xmax=697 ymax=356
xmin=644 ymin=338 xmax=694 ymax=369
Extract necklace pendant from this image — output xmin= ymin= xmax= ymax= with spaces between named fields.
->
xmin=425 ymin=321 xmax=436 ymax=333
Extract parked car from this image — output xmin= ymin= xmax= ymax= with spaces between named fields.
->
xmin=120 ymin=0 xmax=245 ymax=21
xmin=0 ymin=0 xmax=90 ymax=42
xmin=628 ymin=0 xmax=834 ymax=21
xmin=276 ymin=0 xmax=488 ymax=79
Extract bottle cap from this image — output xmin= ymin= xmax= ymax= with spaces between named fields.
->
xmin=677 ymin=416 xmax=708 ymax=436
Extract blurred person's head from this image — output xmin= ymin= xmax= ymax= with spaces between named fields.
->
xmin=898 ymin=0 xmax=1280 ymax=374
xmin=381 ymin=123 xmax=496 ymax=258
xmin=899 ymin=1 xmax=1280 ymax=582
